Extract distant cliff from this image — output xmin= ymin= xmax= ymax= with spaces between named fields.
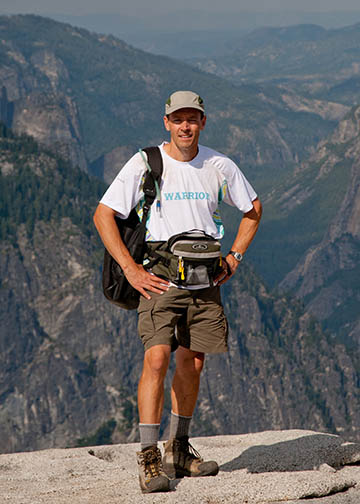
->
xmin=0 ymin=14 xmax=340 ymax=184
xmin=193 ymin=22 xmax=360 ymax=106
xmin=278 ymin=107 xmax=360 ymax=346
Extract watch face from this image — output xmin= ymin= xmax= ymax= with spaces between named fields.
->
xmin=230 ymin=251 xmax=243 ymax=262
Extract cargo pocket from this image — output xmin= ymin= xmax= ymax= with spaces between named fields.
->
xmin=137 ymin=296 xmax=157 ymax=350
xmin=188 ymin=287 xmax=228 ymax=353
xmin=137 ymin=292 xmax=179 ymax=351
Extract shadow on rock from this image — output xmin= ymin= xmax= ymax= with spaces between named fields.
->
xmin=220 ymin=433 xmax=360 ymax=473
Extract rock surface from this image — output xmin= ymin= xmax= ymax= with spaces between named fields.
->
xmin=1 ymin=430 xmax=360 ymax=503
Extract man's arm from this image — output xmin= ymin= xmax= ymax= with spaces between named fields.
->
xmin=217 ymin=197 xmax=262 ymax=285
xmin=93 ymin=203 xmax=169 ymax=299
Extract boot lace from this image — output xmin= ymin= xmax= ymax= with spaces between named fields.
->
xmin=140 ymin=447 xmax=163 ymax=478
xmin=175 ymin=436 xmax=203 ymax=461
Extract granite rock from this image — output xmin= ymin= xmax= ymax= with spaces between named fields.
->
xmin=1 ymin=430 xmax=360 ymax=504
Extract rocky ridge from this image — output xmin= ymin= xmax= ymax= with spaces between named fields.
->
xmin=278 ymin=107 xmax=360 ymax=346
xmin=193 ymin=23 xmax=360 ymax=104
xmin=0 ymin=14 xmax=341 ymax=183
xmin=1 ymin=430 xmax=360 ymax=503
xmin=0 ymin=38 xmax=87 ymax=171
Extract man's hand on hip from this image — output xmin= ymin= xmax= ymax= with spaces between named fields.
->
xmin=125 ymin=263 xmax=170 ymax=300
xmin=215 ymin=254 xmax=240 ymax=286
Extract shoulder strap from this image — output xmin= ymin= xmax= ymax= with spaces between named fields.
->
xmin=140 ymin=146 xmax=163 ymax=223
xmin=142 ymin=146 xmax=163 ymax=184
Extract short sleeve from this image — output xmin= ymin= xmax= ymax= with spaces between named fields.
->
xmin=220 ymin=158 xmax=257 ymax=213
xmin=100 ymin=152 xmax=146 ymax=218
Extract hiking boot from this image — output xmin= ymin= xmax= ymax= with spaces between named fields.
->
xmin=163 ymin=436 xmax=219 ymax=479
xmin=136 ymin=445 xmax=170 ymax=494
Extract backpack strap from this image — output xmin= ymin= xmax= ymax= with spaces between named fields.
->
xmin=139 ymin=146 xmax=163 ymax=223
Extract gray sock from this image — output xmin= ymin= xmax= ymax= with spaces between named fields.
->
xmin=139 ymin=423 xmax=160 ymax=451
xmin=169 ymin=411 xmax=192 ymax=439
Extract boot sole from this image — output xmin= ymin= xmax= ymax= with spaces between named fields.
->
xmin=141 ymin=486 xmax=171 ymax=494
xmin=140 ymin=482 xmax=171 ymax=493
xmin=139 ymin=476 xmax=170 ymax=493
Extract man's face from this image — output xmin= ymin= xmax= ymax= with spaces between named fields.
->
xmin=163 ymin=108 xmax=206 ymax=153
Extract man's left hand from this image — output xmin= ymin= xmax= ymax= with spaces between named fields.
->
xmin=215 ymin=254 xmax=240 ymax=286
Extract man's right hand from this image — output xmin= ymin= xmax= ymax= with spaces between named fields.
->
xmin=125 ymin=263 xmax=170 ymax=300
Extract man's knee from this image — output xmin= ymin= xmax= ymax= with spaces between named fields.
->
xmin=193 ymin=352 xmax=205 ymax=374
xmin=143 ymin=344 xmax=171 ymax=379
xmin=176 ymin=348 xmax=205 ymax=376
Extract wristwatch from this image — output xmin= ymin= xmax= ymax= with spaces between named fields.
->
xmin=229 ymin=250 xmax=243 ymax=263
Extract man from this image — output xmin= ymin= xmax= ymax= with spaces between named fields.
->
xmin=93 ymin=91 xmax=262 ymax=493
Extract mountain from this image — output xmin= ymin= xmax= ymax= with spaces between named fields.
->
xmin=0 ymin=124 xmax=143 ymax=452
xmin=1 ymin=15 xmax=360 ymax=452
xmin=183 ymin=21 xmax=360 ymax=346
xmin=0 ymin=14 xmax=342 ymax=190
xmin=279 ymin=108 xmax=360 ymax=348
xmin=46 ymin=9 xmax=360 ymax=44
xmin=1 ymin=124 xmax=360 ymax=452
xmin=193 ymin=23 xmax=360 ymax=106
xmin=249 ymin=105 xmax=360 ymax=350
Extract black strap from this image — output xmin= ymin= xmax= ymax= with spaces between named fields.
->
xmin=145 ymin=249 xmax=171 ymax=269
xmin=139 ymin=146 xmax=163 ymax=225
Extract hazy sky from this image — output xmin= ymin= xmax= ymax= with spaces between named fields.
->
xmin=2 ymin=0 xmax=360 ymax=35
xmin=2 ymin=0 xmax=360 ymax=16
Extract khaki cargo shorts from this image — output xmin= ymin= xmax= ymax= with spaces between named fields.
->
xmin=137 ymin=286 xmax=228 ymax=354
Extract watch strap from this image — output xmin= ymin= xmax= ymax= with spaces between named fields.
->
xmin=229 ymin=250 xmax=243 ymax=262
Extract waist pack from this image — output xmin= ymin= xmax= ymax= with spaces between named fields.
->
xmin=102 ymin=146 xmax=163 ymax=310
xmin=145 ymin=230 xmax=223 ymax=287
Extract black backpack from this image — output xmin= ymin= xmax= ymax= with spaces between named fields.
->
xmin=102 ymin=146 xmax=163 ymax=310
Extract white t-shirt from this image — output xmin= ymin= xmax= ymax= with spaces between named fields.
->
xmin=100 ymin=142 xmax=257 ymax=242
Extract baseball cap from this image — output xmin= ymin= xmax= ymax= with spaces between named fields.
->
xmin=165 ymin=91 xmax=205 ymax=115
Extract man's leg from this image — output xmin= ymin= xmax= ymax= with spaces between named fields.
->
xmin=171 ymin=346 xmax=204 ymax=415
xmin=138 ymin=344 xmax=171 ymax=425
xmin=136 ymin=344 xmax=171 ymax=494
xmin=163 ymin=346 xmax=219 ymax=478
xmin=168 ymin=346 xmax=204 ymax=439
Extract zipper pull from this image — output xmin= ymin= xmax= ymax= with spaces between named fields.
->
xmin=178 ymin=257 xmax=185 ymax=281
